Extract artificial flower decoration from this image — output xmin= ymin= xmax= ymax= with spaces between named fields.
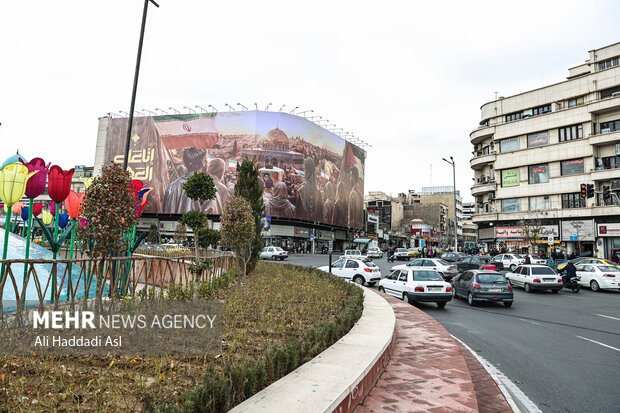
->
xmin=131 ymin=179 xmax=144 ymax=199
xmin=79 ymin=217 xmax=88 ymax=229
xmin=48 ymin=166 xmax=74 ymax=204
xmin=0 ymin=163 xmax=37 ymax=208
xmin=41 ymin=210 xmax=53 ymax=225
xmin=20 ymin=157 xmax=50 ymax=198
xmin=47 ymin=201 xmax=63 ymax=216
xmin=11 ymin=201 xmax=25 ymax=215
xmin=80 ymin=176 xmax=95 ymax=190
xmin=1 ymin=153 xmax=28 ymax=170
xmin=58 ymin=213 xmax=69 ymax=229
xmin=32 ymin=203 xmax=43 ymax=216
xmin=20 ymin=206 xmax=29 ymax=222
xmin=65 ymin=190 xmax=85 ymax=219
xmin=136 ymin=201 xmax=148 ymax=218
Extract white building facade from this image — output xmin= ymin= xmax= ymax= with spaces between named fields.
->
xmin=470 ymin=43 xmax=620 ymax=259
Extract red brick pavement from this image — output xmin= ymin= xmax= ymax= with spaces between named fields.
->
xmin=355 ymin=292 xmax=513 ymax=413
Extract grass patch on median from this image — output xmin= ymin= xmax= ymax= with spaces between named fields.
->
xmin=0 ymin=261 xmax=363 ymax=412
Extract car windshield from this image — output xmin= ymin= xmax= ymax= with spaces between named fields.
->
xmin=347 ymin=251 xmax=361 ymax=255
xmin=437 ymin=259 xmax=451 ymax=265
xmin=413 ymin=271 xmax=443 ymax=281
xmin=369 ymin=248 xmax=378 ymax=251
xmin=275 ymin=247 xmax=284 ymax=252
xmin=362 ymin=260 xmax=377 ymax=267
xmin=531 ymin=267 xmax=556 ymax=275
xmin=598 ymin=265 xmax=620 ymax=272
xmin=477 ymin=273 xmax=507 ymax=284
xmin=397 ymin=248 xmax=407 ymax=252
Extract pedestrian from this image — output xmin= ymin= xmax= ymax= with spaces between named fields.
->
xmin=422 ymin=246 xmax=428 ymax=258
xmin=524 ymin=255 xmax=531 ymax=264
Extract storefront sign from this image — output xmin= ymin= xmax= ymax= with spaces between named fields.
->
xmin=501 ymin=168 xmax=520 ymax=187
xmin=561 ymin=219 xmax=595 ymax=241
xmin=294 ymin=227 xmax=310 ymax=238
xmin=597 ymin=223 xmax=620 ymax=237
xmin=536 ymin=225 xmax=559 ymax=238
xmin=478 ymin=227 xmax=495 ymax=241
xmin=495 ymin=226 xmax=525 ymax=239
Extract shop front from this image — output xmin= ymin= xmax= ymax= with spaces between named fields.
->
xmin=560 ymin=219 xmax=595 ymax=257
xmin=531 ymin=225 xmax=559 ymax=257
xmin=596 ymin=223 xmax=620 ymax=262
xmin=477 ymin=227 xmax=495 ymax=252
xmin=494 ymin=227 xmax=528 ymax=253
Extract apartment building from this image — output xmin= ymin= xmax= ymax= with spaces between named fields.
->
xmin=470 ymin=43 xmax=620 ymax=259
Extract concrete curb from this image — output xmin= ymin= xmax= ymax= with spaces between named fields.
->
xmin=230 ymin=287 xmax=395 ymax=413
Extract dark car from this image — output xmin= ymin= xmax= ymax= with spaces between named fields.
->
xmin=441 ymin=252 xmax=468 ymax=262
xmin=452 ymin=270 xmax=513 ymax=307
xmin=456 ymin=256 xmax=504 ymax=272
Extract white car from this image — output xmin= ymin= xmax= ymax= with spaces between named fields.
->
xmin=493 ymin=253 xmax=526 ymax=271
xmin=378 ymin=268 xmax=452 ymax=308
xmin=317 ymin=258 xmax=382 ymax=286
xmin=340 ymin=249 xmax=366 ymax=260
xmin=366 ymin=247 xmax=383 ymax=259
xmin=575 ymin=263 xmax=620 ymax=292
xmin=517 ymin=254 xmax=547 ymax=265
xmin=259 ymin=246 xmax=288 ymax=260
xmin=391 ymin=258 xmax=458 ymax=281
xmin=505 ymin=265 xmax=563 ymax=293
xmin=393 ymin=248 xmax=411 ymax=261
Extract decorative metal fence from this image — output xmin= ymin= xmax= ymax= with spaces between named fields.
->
xmin=0 ymin=254 xmax=234 ymax=314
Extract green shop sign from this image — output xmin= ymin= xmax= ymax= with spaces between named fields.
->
xmin=501 ymin=168 xmax=520 ymax=187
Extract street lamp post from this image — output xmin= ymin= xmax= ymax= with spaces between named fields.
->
xmin=442 ymin=156 xmax=458 ymax=252
xmin=122 ymin=0 xmax=159 ymax=171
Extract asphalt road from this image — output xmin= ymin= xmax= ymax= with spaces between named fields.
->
xmin=281 ymin=253 xmax=620 ymax=413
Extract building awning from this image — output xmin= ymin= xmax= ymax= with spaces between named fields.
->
xmin=353 ymin=238 xmax=371 ymax=243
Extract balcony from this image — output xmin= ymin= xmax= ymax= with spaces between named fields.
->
xmin=589 ymin=129 xmax=620 ymax=146
xmin=471 ymin=181 xmax=497 ymax=196
xmin=470 ymin=152 xmax=496 ymax=170
xmin=591 ymin=166 xmax=620 ymax=181
xmin=587 ymin=94 xmax=620 ymax=115
xmin=470 ymin=125 xmax=495 ymax=145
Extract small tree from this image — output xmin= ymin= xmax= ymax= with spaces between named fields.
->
xmin=179 ymin=210 xmax=207 ymax=260
xmin=147 ymin=223 xmax=160 ymax=244
xmin=198 ymin=227 xmax=221 ymax=249
xmin=220 ymin=196 xmax=255 ymax=276
xmin=234 ymin=158 xmax=265 ymax=273
xmin=79 ymin=164 xmax=137 ymax=301
xmin=181 ymin=171 xmax=216 ymax=260
xmin=174 ymin=222 xmax=187 ymax=244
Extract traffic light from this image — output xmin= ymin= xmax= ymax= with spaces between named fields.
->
xmin=603 ymin=185 xmax=611 ymax=201
xmin=586 ymin=184 xmax=595 ymax=199
xmin=580 ymin=183 xmax=587 ymax=199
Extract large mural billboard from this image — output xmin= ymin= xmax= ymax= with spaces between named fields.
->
xmin=102 ymin=111 xmax=365 ymax=228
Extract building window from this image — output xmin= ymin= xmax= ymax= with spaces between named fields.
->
xmin=528 ymin=163 xmax=549 ymax=184
xmin=559 ymin=124 xmax=583 ymax=141
xmin=561 ymin=193 xmax=585 ymax=209
xmin=600 ymin=86 xmax=620 ymax=99
xmin=598 ymin=57 xmax=620 ymax=71
xmin=505 ymin=112 xmax=523 ymax=122
xmin=527 ymin=131 xmax=549 ymax=148
xmin=482 ymin=145 xmax=490 ymax=155
xmin=600 ymin=119 xmax=620 ymax=134
xmin=500 ymin=137 xmax=519 ymax=153
xmin=502 ymin=199 xmax=520 ymax=212
xmin=501 ymin=168 xmax=520 ymax=187
xmin=567 ymin=96 xmax=584 ymax=107
xmin=561 ymin=159 xmax=585 ymax=175
xmin=480 ymin=120 xmax=489 ymax=127
xmin=532 ymin=104 xmax=551 ymax=116
xmin=529 ymin=196 xmax=549 ymax=211
xmin=598 ymin=155 xmax=620 ymax=170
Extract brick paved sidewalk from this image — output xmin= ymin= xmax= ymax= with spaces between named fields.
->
xmin=355 ymin=292 xmax=513 ymax=413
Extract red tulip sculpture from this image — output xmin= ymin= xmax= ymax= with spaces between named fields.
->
xmin=64 ymin=190 xmax=85 ymax=299
xmin=20 ymin=158 xmax=50 ymax=276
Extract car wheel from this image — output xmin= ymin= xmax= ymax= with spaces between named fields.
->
xmin=353 ymin=275 xmax=365 ymax=286
xmin=590 ymin=280 xmax=600 ymax=292
xmin=524 ymin=283 xmax=531 ymax=293
xmin=378 ymin=286 xmax=385 ymax=293
xmin=403 ymin=292 xmax=410 ymax=304
xmin=467 ymin=292 xmax=475 ymax=306
xmin=437 ymin=302 xmax=447 ymax=309
xmin=504 ymin=302 xmax=513 ymax=308
xmin=510 ymin=264 xmax=516 ymax=271
xmin=271 ymin=255 xmax=277 ymax=261
xmin=280 ymin=257 xmax=286 ymax=260
xmin=367 ymin=282 xmax=376 ymax=286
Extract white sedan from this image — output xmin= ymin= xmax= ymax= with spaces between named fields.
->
xmin=493 ymin=253 xmax=526 ymax=271
xmin=505 ymin=265 xmax=563 ymax=293
xmin=317 ymin=258 xmax=382 ymax=286
xmin=378 ymin=268 xmax=452 ymax=308
xmin=366 ymin=247 xmax=383 ymax=259
xmin=518 ymin=254 xmax=548 ymax=265
xmin=259 ymin=246 xmax=288 ymax=260
xmin=391 ymin=258 xmax=458 ymax=281
xmin=575 ymin=263 xmax=620 ymax=292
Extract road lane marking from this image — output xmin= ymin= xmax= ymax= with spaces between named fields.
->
xmin=595 ymin=314 xmax=620 ymax=321
xmin=577 ymin=336 xmax=620 ymax=352
xmin=519 ymin=318 xmax=542 ymax=326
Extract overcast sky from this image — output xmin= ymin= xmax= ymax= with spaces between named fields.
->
xmin=1 ymin=0 xmax=619 ymax=202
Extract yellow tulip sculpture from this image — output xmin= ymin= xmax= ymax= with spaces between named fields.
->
xmin=0 ymin=162 xmax=38 ymax=284
xmin=80 ymin=176 xmax=95 ymax=189
xmin=41 ymin=210 xmax=53 ymax=225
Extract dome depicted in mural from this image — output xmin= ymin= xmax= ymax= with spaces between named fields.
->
xmin=261 ymin=127 xmax=290 ymax=151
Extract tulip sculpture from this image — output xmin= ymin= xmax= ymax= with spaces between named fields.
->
xmin=64 ymin=191 xmax=85 ymax=298
xmin=0 ymin=162 xmax=37 ymax=285
xmin=11 ymin=201 xmax=25 ymax=234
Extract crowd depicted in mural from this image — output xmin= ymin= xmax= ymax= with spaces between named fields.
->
xmin=104 ymin=111 xmax=365 ymax=229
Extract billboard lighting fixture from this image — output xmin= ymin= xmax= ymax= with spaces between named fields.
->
xmin=265 ymin=103 xmax=272 ymax=111
xmin=289 ymin=106 xmax=299 ymax=114
xmin=107 ymin=112 xmax=120 ymax=118
xmin=155 ymin=108 xmax=168 ymax=115
xmin=278 ymin=104 xmax=286 ymax=111
xmin=195 ymin=105 xmax=208 ymax=113
xmin=168 ymin=107 xmax=180 ymax=114
xmin=142 ymin=109 xmax=157 ymax=115
xmin=208 ymin=104 xmax=218 ymax=113
xmin=298 ymin=110 xmax=314 ymax=117
xmin=135 ymin=110 xmax=145 ymax=116
xmin=307 ymin=116 xmax=321 ymax=120
xmin=237 ymin=103 xmax=248 ymax=111
xmin=324 ymin=123 xmax=336 ymax=128
xmin=254 ymin=102 xmax=258 ymax=110
xmin=119 ymin=110 xmax=129 ymax=116
xmin=183 ymin=106 xmax=196 ymax=113
xmin=225 ymin=103 xmax=235 ymax=112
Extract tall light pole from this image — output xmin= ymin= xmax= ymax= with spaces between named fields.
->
xmin=123 ymin=0 xmax=160 ymax=171
xmin=442 ymin=156 xmax=458 ymax=252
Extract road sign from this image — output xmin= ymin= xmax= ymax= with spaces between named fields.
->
xmin=328 ymin=240 xmax=333 ymax=253
xmin=547 ymin=236 xmax=554 ymax=245
xmin=570 ymin=236 xmax=578 ymax=241
xmin=310 ymin=233 xmax=315 ymax=240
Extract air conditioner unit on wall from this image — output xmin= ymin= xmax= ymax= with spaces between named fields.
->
xmin=480 ymin=175 xmax=488 ymax=183
xmin=611 ymin=179 xmax=620 ymax=190
xmin=488 ymin=193 xmax=495 ymax=201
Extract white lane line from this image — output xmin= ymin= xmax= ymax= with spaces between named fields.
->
xmin=577 ymin=336 xmax=620 ymax=353
xmin=519 ymin=318 xmax=542 ymax=326
xmin=595 ymin=313 xmax=620 ymax=321
xmin=452 ymin=335 xmax=542 ymax=413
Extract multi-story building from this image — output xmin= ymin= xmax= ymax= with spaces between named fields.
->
xmin=462 ymin=202 xmax=475 ymax=221
xmin=419 ymin=186 xmax=463 ymax=242
xmin=470 ymin=42 xmax=620 ymax=259
xmin=364 ymin=192 xmax=404 ymax=245
xmin=462 ymin=220 xmax=478 ymax=251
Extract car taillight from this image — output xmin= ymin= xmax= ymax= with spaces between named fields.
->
xmin=448 ymin=266 xmax=455 ymax=271
xmin=533 ymin=279 xmax=541 ymax=283
xmin=507 ymin=285 xmax=513 ymax=291
xmin=446 ymin=286 xmax=452 ymax=292
xmin=557 ymin=279 xmax=563 ymax=283
xmin=414 ymin=286 xmax=424 ymax=292
xmin=603 ymin=274 xmax=616 ymax=278
xmin=472 ymin=283 xmax=481 ymax=290
xmin=364 ymin=268 xmax=372 ymax=272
